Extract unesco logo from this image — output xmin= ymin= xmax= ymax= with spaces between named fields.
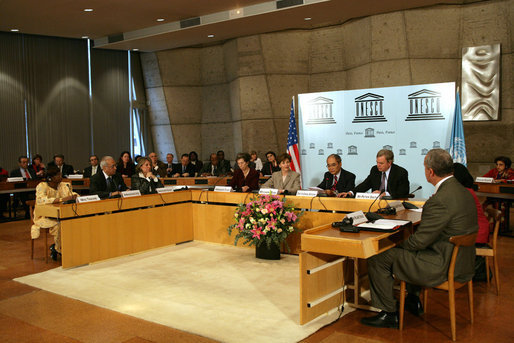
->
xmin=352 ymin=93 xmax=387 ymax=123
xmin=305 ymin=96 xmax=336 ymax=125
xmin=405 ymin=89 xmax=444 ymax=121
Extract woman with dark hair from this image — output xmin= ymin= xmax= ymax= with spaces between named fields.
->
xmin=230 ymin=153 xmax=259 ymax=192
xmin=260 ymin=151 xmax=280 ymax=176
xmin=262 ymin=153 xmax=301 ymax=194
xmin=32 ymin=166 xmax=78 ymax=260
xmin=131 ymin=157 xmax=163 ymax=194
xmin=117 ymin=151 xmax=136 ymax=178
xmin=189 ymin=151 xmax=203 ymax=176
xmin=483 ymin=156 xmax=514 ymax=182
xmin=30 ymin=154 xmax=46 ymax=178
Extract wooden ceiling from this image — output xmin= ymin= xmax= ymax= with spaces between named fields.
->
xmin=0 ymin=0 xmax=464 ymax=52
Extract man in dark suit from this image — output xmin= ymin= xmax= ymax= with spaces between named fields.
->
xmin=361 ymin=149 xmax=478 ymax=329
xmin=217 ymin=150 xmax=232 ymax=175
xmin=340 ymin=149 xmax=409 ymax=198
xmin=48 ymin=154 xmax=74 ymax=177
xmin=148 ymin=152 xmax=167 ymax=178
xmin=317 ymin=154 xmax=355 ymax=196
xmin=165 ymin=153 xmax=177 ymax=177
xmin=200 ymin=153 xmax=227 ymax=176
xmin=10 ymin=156 xmax=37 ymax=218
xmin=171 ymin=154 xmax=196 ymax=177
xmin=89 ymin=156 xmax=127 ymax=199
xmin=83 ymin=155 xmax=99 ymax=178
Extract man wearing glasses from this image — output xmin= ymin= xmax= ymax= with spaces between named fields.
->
xmin=317 ymin=154 xmax=356 ymax=197
xmin=89 ymin=156 xmax=127 ymax=199
xmin=83 ymin=155 xmax=99 ymax=178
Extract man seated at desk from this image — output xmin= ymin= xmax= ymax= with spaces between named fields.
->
xmin=317 ymin=154 xmax=355 ymax=197
xmin=200 ymin=153 xmax=227 ymax=177
xmin=148 ymin=152 xmax=167 ymax=178
xmin=83 ymin=155 xmax=99 ymax=178
xmin=165 ymin=153 xmax=177 ymax=177
xmin=360 ymin=149 xmax=478 ymax=329
xmin=89 ymin=156 xmax=127 ymax=199
xmin=340 ymin=149 xmax=409 ymax=199
xmin=171 ymin=154 xmax=196 ymax=177
xmin=49 ymin=154 xmax=74 ymax=177
xmin=10 ymin=156 xmax=37 ymax=219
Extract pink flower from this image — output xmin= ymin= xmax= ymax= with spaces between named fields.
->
xmin=251 ymin=228 xmax=263 ymax=239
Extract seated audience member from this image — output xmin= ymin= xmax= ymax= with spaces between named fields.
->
xmin=200 ymin=153 xmax=227 ymax=176
xmin=317 ymin=154 xmax=355 ymax=196
xmin=148 ymin=152 xmax=167 ymax=178
xmin=30 ymin=154 xmax=46 ymax=178
xmin=340 ymin=149 xmax=409 ymax=198
xmin=0 ymin=166 xmax=8 ymax=180
xmin=83 ymin=155 xmax=99 ymax=178
xmin=134 ymin=155 xmax=143 ymax=164
xmin=483 ymin=156 xmax=514 ymax=182
xmin=117 ymin=151 xmax=136 ymax=178
xmin=89 ymin=156 xmax=127 ymax=199
xmin=31 ymin=166 xmax=78 ymax=260
xmin=10 ymin=156 xmax=37 ymax=218
xmin=262 ymin=153 xmax=301 ymax=194
xmin=49 ymin=154 xmax=74 ymax=177
xmin=165 ymin=153 xmax=177 ymax=177
xmin=189 ymin=151 xmax=203 ymax=176
xmin=261 ymin=151 xmax=281 ymax=176
xmin=360 ymin=149 xmax=478 ymax=329
xmin=131 ymin=157 xmax=163 ymax=194
xmin=250 ymin=151 xmax=263 ymax=171
xmin=172 ymin=154 xmax=196 ymax=177
xmin=0 ymin=167 xmax=8 ymax=218
xmin=217 ymin=150 xmax=232 ymax=174
xmin=230 ymin=153 xmax=260 ymax=192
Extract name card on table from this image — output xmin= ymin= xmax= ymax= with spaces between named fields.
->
xmin=355 ymin=192 xmax=380 ymax=199
xmin=296 ymin=190 xmax=318 ymax=197
xmin=388 ymin=201 xmax=405 ymax=212
xmin=7 ymin=177 xmax=24 ymax=182
xmin=476 ymin=177 xmax=494 ymax=183
xmin=121 ymin=190 xmax=141 ymax=198
xmin=259 ymin=188 xmax=279 ymax=195
xmin=345 ymin=210 xmax=368 ymax=225
xmin=67 ymin=174 xmax=84 ymax=179
xmin=77 ymin=195 xmax=101 ymax=203
xmin=214 ymin=186 xmax=233 ymax=192
xmin=156 ymin=187 xmax=175 ymax=194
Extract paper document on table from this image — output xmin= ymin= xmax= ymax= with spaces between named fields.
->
xmin=358 ymin=219 xmax=411 ymax=232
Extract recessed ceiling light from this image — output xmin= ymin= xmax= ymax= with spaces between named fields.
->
xmin=304 ymin=17 xmax=312 ymax=21
xmin=207 ymin=34 xmax=215 ymax=38
xmin=10 ymin=29 xmax=19 ymax=32
xmin=82 ymin=36 xmax=89 ymax=39
xmin=133 ymin=48 xmax=139 ymax=51
xmin=84 ymin=8 xmax=93 ymax=12
xmin=156 ymin=18 xmax=165 ymax=22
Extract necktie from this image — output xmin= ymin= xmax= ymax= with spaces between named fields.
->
xmin=23 ymin=169 xmax=30 ymax=179
xmin=380 ymin=172 xmax=386 ymax=192
xmin=331 ymin=175 xmax=338 ymax=191
xmin=107 ymin=177 xmax=114 ymax=192
xmin=182 ymin=165 xmax=186 ymax=174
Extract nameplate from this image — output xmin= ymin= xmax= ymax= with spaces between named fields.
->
xmin=67 ymin=174 xmax=84 ymax=179
xmin=77 ymin=195 xmax=101 ymax=203
xmin=475 ymin=177 xmax=494 ymax=183
xmin=259 ymin=188 xmax=279 ymax=195
xmin=7 ymin=177 xmax=24 ymax=182
xmin=121 ymin=190 xmax=141 ymax=198
xmin=346 ymin=210 xmax=367 ymax=225
xmin=296 ymin=190 xmax=318 ymax=197
xmin=156 ymin=187 xmax=175 ymax=194
xmin=355 ymin=192 xmax=380 ymax=199
xmin=214 ymin=186 xmax=232 ymax=192
xmin=389 ymin=201 xmax=405 ymax=212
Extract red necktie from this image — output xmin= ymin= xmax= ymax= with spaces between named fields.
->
xmin=24 ymin=169 xmax=30 ymax=179
xmin=331 ymin=175 xmax=338 ymax=191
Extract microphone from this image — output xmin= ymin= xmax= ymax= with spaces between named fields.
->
xmin=365 ymin=190 xmax=385 ymax=222
xmin=403 ymin=186 xmax=422 ymax=209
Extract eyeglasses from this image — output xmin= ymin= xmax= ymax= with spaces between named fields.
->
xmin=326 ymin=163 xmax=338 ymax=168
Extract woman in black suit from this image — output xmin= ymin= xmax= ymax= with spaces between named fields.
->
xmin=131 ymin=157 xmax=163 ymax=194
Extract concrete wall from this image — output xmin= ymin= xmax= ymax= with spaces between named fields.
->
xmin=141 ymin=0 xmax=513 ymax=174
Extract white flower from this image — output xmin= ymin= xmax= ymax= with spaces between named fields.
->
xmin=261 ymin=208 xmax=268 ymax=214
xmin=277 ymin=228 xmax=282 ymax=233
xmin=288 ymin=226 xmax=293 ymax=232
xmin=250 ymin=217 xmax=256 ymax=224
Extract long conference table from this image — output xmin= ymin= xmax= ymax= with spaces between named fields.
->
xmin=35 ymin=187 xmax=425 ymax=325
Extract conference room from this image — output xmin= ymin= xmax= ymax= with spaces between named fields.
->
xmin=0 ymin=0 xmax=513 ymax=342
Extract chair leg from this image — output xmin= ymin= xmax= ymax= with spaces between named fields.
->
xmin=467 ymin=281 xmax=474 ymax=324
xmin=399 ymin=281 xmax=406 ymax=330
xmin=44 ymin=230 xmax=48 ymax=264
xmin=485 ymin=256 xmax=490 ymax=285
xmin=493 ymin=255 xmax=500 ymax=295
xmin=423 ymin=288 xmax=428 ymax=313
xmin=31 ymin=239 xmax=34 ymax=259
xmin=449 ymin=287 xmax=457 ymax=341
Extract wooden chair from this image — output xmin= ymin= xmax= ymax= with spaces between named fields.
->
xmin=399 ymin=232 xmax=477 ymax=341
xmin=476 ymin=208 xmax=501 ymax=295
xmin=27 ymin=200 xmax=50 ymax=263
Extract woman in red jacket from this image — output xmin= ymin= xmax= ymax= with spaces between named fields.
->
xmin=483 ymin=156 xmax=514 ymax=182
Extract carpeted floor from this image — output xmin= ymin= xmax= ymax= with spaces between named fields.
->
xmin=15 ymin=241 xmax=352 ymax=343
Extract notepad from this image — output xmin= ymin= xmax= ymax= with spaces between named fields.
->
xmin=357 ymin=219 xmax=411 ymax=232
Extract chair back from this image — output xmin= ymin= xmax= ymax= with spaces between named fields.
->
xmin=26 ymin=200 xmax=36 ymax=223
xmin=447 ymin=233 xmax=477 ymax=283
xmin=485 ymin=208 xmax=501 ymax=251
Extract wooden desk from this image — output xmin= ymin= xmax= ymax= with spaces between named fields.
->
xmin=299 ymin=210 xmax=422 ymax=324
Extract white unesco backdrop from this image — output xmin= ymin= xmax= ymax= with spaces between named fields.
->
xmin=298 ymin=82 xmax=456 ymax=199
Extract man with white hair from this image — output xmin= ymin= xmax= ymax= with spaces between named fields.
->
xmin=89 ymin=156 xmax=127 ymax=199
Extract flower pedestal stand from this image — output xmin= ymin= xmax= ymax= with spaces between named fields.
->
xmin=255 ymin=242 xmax=281 ymax=260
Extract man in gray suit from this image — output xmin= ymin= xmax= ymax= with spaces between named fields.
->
xmin=361 ymin=148 xmax=478 ymax=328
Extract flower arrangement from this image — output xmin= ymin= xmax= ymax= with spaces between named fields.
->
xmin=227 ymin=194 xmax=302 ymax=251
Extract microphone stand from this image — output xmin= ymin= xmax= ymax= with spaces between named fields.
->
xmin=365 ymin=190 xmax=385 ymax=222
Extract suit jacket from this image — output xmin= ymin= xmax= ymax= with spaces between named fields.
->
xmin=219 ymin=159 xmax=231 ymax=173
xmin=393 ymin=177 xmax=478 ymax=286
xmin=353 ymin=163 xmax=409 ymax=198
xmin=262 ymin=170 xmax=301 ymax=193
xmin=89 ymin=172 xmax=128 ymax=199
xmin=200 ymin=162 xmax=227 ymax=176
xmin=83 ymin=165 xmax=100 ymax=178
xmin=230 ymin=168 xmax=260 ymax=192
xmin=130 ymin=174 xmax=163 ymax=195
xmin=10 ymin=167 xmax=37 ymax=180
xmin=152 ymin=160 xmax=168 ymax=178
xmin=260 ymin=162 xmax=280 ymax=176
xmin=317 ymin=169 xmax=356 ymax=193
xmin=48 ymin=162 xmax=74 ymax=177
xmin=171 ymin=163 xmax=196 ymax=177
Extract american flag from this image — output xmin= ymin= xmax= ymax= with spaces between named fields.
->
xmin=287 ymin=98 xmax=301 ymax=173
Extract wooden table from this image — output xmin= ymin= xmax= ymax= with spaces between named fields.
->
xmin=299 ymin=210 xmax=422 ymax=324
xmin=475 ymin=182 xmax=514 ymax=235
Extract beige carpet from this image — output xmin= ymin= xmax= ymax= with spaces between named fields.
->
xmin=15 ymin=241 xmax=352 ymax=343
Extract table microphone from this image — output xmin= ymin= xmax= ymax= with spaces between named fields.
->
xmin=403 ymin=186 xmax=422 ymax=209
xmin=365 ymin=190 xmax=385 ymax=222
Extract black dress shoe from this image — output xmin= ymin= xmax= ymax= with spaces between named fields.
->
xmin=361 ymin=311 xmax=399 ymax=329
xmin=49 ymin=244 xmax=58 ymax=261
xmin=405 ymin=295 xmax=424 ymax=316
